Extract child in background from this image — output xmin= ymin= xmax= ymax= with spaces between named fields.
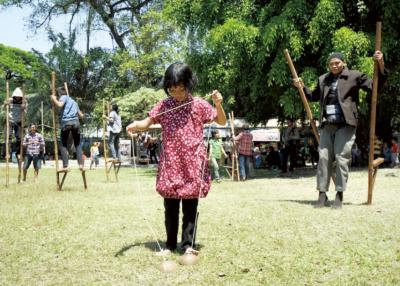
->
xmin=126 ymin=62 xmax=226 ymax=255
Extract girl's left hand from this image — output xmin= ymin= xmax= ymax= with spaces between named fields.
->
xmin=211 ymin=90 xmax=223 ymax=105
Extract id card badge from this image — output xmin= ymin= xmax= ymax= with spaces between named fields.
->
xmin=326 ymin=104 xmax=339 ymax=115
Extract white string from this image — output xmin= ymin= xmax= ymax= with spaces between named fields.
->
xmin=131 ymin=136 xmax=166 ymax=259
xmin=152 ymin=100 xmax=194 ymax=118
xmin=131 ymin=94 xmax=217 ymax=254
xmin=191 ymin=115 xmax=214 ymax=248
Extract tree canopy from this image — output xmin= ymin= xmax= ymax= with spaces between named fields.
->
xmin=164 ymin=0 xmax=400 ymax=136
xmin=1 ymin=0 xmax=400 ymax=141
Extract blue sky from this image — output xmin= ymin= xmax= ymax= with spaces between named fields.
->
xmin=0 ymin=6 xmax=113 ymax=53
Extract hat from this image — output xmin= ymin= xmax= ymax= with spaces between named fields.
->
xmin=327 ymin=52 xmax=345 ymax=62
xmin=12 ymin=87 xmax=23 ymax=98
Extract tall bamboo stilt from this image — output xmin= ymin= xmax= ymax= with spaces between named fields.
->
xmin=51 ymin=72 xmax=66 ymax=190
xmin=284 ymin=49 xmax=319 ymax=144
xmin=368 ymin=22 xmax=383 ymax=205
xmin=17 ymin=85 xmax=26 ymax=183
xmin=229 ymin=112 xmax=240 ymax=181
xmin=103 ymin=99 xmax=109 ymax=181
xmin=5 ymin=79 xmax=10 ymax=187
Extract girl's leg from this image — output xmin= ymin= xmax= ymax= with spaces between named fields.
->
xmin=115 ymin=133 xmax=121 ymax=160
xmin=164 ymin=198 xmax=180 ymax=251
xmin=181 ymin=199 xmax=199 ymax=250
xmin=60 ymin=127 xmax=71 ymax=168
xmin=71 ymin=125 xmax=83 ymax=167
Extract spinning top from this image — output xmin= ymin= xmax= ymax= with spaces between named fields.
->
xmin=179 ymin=248 xmax=200 ymax=266
xmin=158 ymin=260 xmax=178 ymax=272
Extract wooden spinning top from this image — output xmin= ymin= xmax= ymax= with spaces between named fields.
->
xmin=158 ymin=260 xmax=178 ymax=272
xmin=179 ymin=248 xmax=199 ymax=266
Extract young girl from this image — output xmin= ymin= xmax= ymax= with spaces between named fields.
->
xmin=126 ymin=62 xmax=226 ymax=255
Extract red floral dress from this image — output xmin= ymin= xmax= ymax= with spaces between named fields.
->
xmin=149 ymin=95 xmax=216 ymax=199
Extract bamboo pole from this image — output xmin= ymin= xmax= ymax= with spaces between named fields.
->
xmin=51 ymin=72 xmax=59 ymax=173
xmin=5 ymin=79 xmax=10 ymax=187
xmin=18 ymin=85 xmax=26 ymax=183
xmin=64 ymin=82 xmax=69 ymax=96
xmin=284 ymin=49 xmax=320 ymax=143
xmin=229 ymin=112 xmax=239 ymax=181
xmin=102 ymin=99 xmax=109 ymax=181
xmin=367 ymin=22 xmax=382 ymax=205
xmin=41 ymin=101 xmax=44 ymax=135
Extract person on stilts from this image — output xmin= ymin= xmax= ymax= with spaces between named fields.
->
xmin=3 ymin=86 xmax=27 ymax=162
xmin=293 ymin=51 xmax=387 ymax=208
xmin=50 ymin=86 xmax=84 ymax=170
xmin=103 ymin=103 xmax=122 ymax=162
xmin=126 ymin=62 xmax=226 ymax=255
xmin=22 ymin=123 xmax=45 ymax=181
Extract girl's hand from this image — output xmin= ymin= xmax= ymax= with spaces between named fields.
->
xmin=211 ymin=90 xmax=223 ymax=106
xmin=126 ymin=122 xmax=138 ymax=135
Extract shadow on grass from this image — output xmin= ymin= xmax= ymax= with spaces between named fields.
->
xmin=115 ymin=241 xmax=204 ymax=257
xmin=250 ymin=168 xmax=317 ymax=180
xmin=277 ymin=199 xmax=368 ymax=207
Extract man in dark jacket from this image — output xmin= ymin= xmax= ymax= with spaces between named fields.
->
xmin=294 ymin=51 xmax=386 ymax=208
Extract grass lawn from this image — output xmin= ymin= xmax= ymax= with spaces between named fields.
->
xmin=0 ymin=165 xmax=399 ymax=285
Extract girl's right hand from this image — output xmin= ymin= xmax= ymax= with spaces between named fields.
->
xmin=126 ymin=121 xmax=137 ymax=135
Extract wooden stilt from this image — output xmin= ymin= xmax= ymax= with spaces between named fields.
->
xmin=106 ymin=159 xmax=121 ymax=182
xmin=368 ymin=22 xmax=383 ymax=205
xmin=226 ymin=112 xmax=240 ymax=181
xmin=51 ymin=72 xmax=65 ymax=190
xmin=102 ymin=99 xmax=110 ymax=181
xmin=81 ymin=170 xmax=87 ymax=190
xmin=18 ymin=84 xmax=26 ymax=183
xmin=64 ymin=82 xmax=69 ymax=96
xmin=5 ymin=78 xmax=10 ymax=188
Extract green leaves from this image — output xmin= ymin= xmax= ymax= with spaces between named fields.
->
xmin=307 ymin=0 xmax=344 ymax=51
xmin=331 ymin=27 xmax=372 ymax=70
xmin=115 ymin=87 xmax=166 ymax=126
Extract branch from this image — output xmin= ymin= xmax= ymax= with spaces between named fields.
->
xmin=69 ymin=2 xmax=83 ymax=34
xmin=120 ymin=28 xmax=133 ymax=37
xmin=36 ymin=5 xmax=57 ymax=29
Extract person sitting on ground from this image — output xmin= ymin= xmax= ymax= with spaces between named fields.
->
xmin=50 ymin=86 xmax=84 ymax=171
xmin=266 ymin=145 xmax=280 ymax=169
xmin=22 ymin=123 xmax=44 ymax=181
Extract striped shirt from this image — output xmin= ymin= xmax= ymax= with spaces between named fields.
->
xmin=234 ymin=131 xmax=253 ymax=156
xmin=23 ymin=132 xmax=45 ymax=156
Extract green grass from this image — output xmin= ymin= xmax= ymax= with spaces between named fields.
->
xmin=0 ymin=166 xmax=399 ymax=285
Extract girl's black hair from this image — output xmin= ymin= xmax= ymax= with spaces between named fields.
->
xmin=163 ymin=62 xmax=197 ymax=96
xmin=211 ymin=130 xmax=219 ymax=138
xmin=112 ymin=104 xmax=119 ymax=114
